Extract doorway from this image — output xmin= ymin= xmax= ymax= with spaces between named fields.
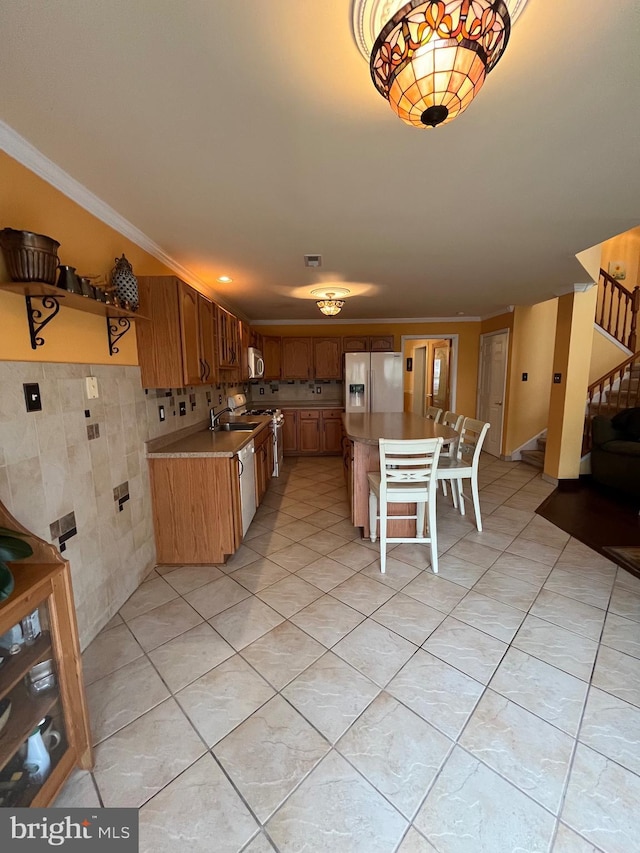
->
xmin=477 ymin=330 xmax=509 ymax=457
xmin=402 ymin=336 xmax=456 ymax=415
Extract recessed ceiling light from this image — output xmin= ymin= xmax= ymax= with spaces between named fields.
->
xmin=217 ymin=275 xmax=233 ymax=283
xmin=457 ymin=311 xmax=465 ymax=315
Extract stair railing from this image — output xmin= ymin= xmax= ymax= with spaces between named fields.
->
xmin=595 ymin=268 xmax=639 ymax=351
xmin=583 ymin=349 xmax=640 ymax=453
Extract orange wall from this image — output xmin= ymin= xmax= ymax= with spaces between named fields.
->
xmin=0 ymin=152 xmax=174 ymax=365
xmin=254 ymin=321 xmax=481 ymax=416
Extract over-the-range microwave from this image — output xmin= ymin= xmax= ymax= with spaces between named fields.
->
xmin=247 ymin=347 xmax=265 ymax=379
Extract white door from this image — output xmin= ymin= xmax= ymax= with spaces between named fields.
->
xmin=412 ymin=346 xmax=427 ymax=416
xmin=371 ymin=352 xmax=403 ymax=412
xmin=477 ymin=331 xmax=508 ymax=457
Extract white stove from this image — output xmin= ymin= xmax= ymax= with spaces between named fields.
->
xmin=228 ymin=394 xmax=284 ymax=477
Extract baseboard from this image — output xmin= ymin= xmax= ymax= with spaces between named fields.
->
xmin=542 ymin=473 xmax=559 ymax=486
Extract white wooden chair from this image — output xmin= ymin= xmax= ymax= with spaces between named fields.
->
xmin=425 ymin=406 xmax=443 ymax=422
xmin=436 ymin=417 xmax=490 ymax=530
xmin=368 ymin=437 xmax=443 ymax=574
xmin=439 ymin=411 xmax=464 ymax=501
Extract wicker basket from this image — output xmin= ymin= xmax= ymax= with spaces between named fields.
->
xmin=0 ymin=229 xmax=60 ymax=285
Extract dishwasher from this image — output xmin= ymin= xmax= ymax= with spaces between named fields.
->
xmin=237 ymin=440 xmax=257 ymax=536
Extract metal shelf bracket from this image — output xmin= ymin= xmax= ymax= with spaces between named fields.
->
xmin=25 ymin=294 xmax=61 ymax=350
xmin=106 ymin=316 xmax=132 ymax=356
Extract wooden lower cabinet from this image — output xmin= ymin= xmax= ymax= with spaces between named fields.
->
xmin=284 ymin=408 xmax=344 ymax=455
xmin=299 ymin=411 xmax=321 ymax=453
xmin=283 ymin=410 xmax=299 ymax=453
xmin=0 ymin=501 xmax=92 ymax=808
xmin=149 ymin=456 xmax=242 ymax=564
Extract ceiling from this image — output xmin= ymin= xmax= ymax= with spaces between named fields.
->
xmin=0 ymin=1 xmax=638 ymax=322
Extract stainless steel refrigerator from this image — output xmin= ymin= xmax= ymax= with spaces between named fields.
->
xmin=344 ymin=352 xmax=404 ymax=413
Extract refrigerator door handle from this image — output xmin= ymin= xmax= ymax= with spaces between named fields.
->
xmin=370 ymin=369 xmax=374 ymax=412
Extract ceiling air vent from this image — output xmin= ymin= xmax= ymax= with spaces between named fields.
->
xmin=304 ymin=254 xmax=322 ymax=268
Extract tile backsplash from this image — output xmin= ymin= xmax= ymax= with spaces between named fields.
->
xmin=0 ymin=361 xmax=244 ymax=648
xmin=249 ymin=380 xmax=343 ymax=406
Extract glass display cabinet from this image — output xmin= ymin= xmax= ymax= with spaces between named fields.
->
xmin=0 ymin=503 xmax=92 ymax=807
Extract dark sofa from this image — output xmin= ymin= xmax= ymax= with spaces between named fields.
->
xmin=591 ymin=409 xmax=640 ymax=499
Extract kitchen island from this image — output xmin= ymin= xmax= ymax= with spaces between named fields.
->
xmin=342 ymin=412 xmax=459 ymax=539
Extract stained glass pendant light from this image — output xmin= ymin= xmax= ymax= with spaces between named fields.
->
xmin=354 ymin=0 xmax=528 ymax=128
xmin=311 ymin=287 xmax=350 ymax=316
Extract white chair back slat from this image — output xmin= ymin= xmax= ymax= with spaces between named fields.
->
xmin=369 ymin=437 xmax=443 ymax=575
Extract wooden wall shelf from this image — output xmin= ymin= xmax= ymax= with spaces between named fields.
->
xmin=0 ymin=280 xmax=147 ymax=355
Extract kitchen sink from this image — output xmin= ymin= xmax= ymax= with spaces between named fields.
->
xmin=219 ymin=422 xmax=260 ymax=431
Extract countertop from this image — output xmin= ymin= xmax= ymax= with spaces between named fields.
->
xmin=342 ymin=412 xmax=458 ymax=445
xmin=146 ymin=416 xmax=272 ymax=458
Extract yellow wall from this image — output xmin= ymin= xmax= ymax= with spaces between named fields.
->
xmin=545 ymin=289 xmax=597 ymax=479
xmin=254 ymin=322 xmax=480 ymax=416
xmin=600 ymin=225 xmax=640 ymax=291
xmin=589 ymin=326 xmax=630 ymax=385
xmin=0 ymin=152 xmax=175 ymax=365
xmin=503 ymin=300 xmax=557 ymax=456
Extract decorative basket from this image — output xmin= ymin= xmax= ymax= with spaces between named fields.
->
xmin=0 ymin=229 xmax=60 ymax=285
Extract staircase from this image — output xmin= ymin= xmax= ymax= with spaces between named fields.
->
xmin=521 ymin=433 xmax=546 ymax=470
xmin=583 ymin=352 xmax=640 ymax=453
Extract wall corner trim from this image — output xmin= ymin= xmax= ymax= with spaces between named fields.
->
xmin=554 ymin=282 xmax=596 ymax=297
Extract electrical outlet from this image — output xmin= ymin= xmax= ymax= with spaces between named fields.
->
xmin=260 ymin=387 xmax=265 ymax=395
xmin=218 ymin=394 xmax=223 ymax=405
xmin=316 ymin=386 xmax=322 ymax=394
xmin=85 ymin=376 xmax=99 ymax=399
xmin=179 ymin=402 xmax=186 ymax=416
xmin=23 ymin=383 xmax=42 ymax=413
xmin=159 ymin=405 xmax=166 ymax=422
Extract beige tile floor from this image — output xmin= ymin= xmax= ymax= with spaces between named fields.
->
xmin=55 ymin=455 xmax=640 ymax=853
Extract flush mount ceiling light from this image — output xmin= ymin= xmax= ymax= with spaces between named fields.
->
xmin=311 ymin=287 xmax=351 ymax=317
xmin=217 ymin=275 xmax=233 ymax=283
xmin=352 ymin=0 xmax=529 ymax=128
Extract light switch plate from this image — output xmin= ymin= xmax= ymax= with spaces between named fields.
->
xmin=85 ymin=376 xmax=99 ymax=399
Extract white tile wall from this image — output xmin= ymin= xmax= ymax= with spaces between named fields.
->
xmin=0 ymin=360 xmax=244 ymax=647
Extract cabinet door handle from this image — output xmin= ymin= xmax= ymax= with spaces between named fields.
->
xmin=199 ymin=359 xmax=205 ymax=381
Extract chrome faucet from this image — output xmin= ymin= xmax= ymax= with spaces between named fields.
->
xmin=210 ymin=406 xmax=232 ymax=431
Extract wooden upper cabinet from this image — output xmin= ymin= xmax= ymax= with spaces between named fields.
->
xmin=238 ymin=320 xmax=251 ymax=382
xmin=314 ymin=337 xmax=342 ymax=380
xmin=137 ymin=276 xmax=210 ymax=388
xmin=216 ymin=306 xmax=240 ymax=369
xmin=250 ymin=329 xmax=263 ymax=351
xmin=370 ymin=334 xmax=395 ymax=352
xmin=262 ymin=336 xmax=282 ymax=380
xmin=198 ymin=296 xmax=217 ymax=385
xmin=342 ymin=336 xmax=369 ymax=353
xmin=343 ymin=335 xmax=395 ymax=353
xmin=282 ymin=337 xmax=313 ymax=380
xmin=179 ymin=283 xmax=204 ymax=386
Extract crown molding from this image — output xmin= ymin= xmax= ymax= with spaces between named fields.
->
xmin=480 ymin=306 xmax=515 ymax=320
xmin=251 ymin=315 xmax=482 ymax=325
xmin=0 ymin=120 xmax=248 ymax=319
xmin=553 ymin=282 xmax=596 ymax=297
